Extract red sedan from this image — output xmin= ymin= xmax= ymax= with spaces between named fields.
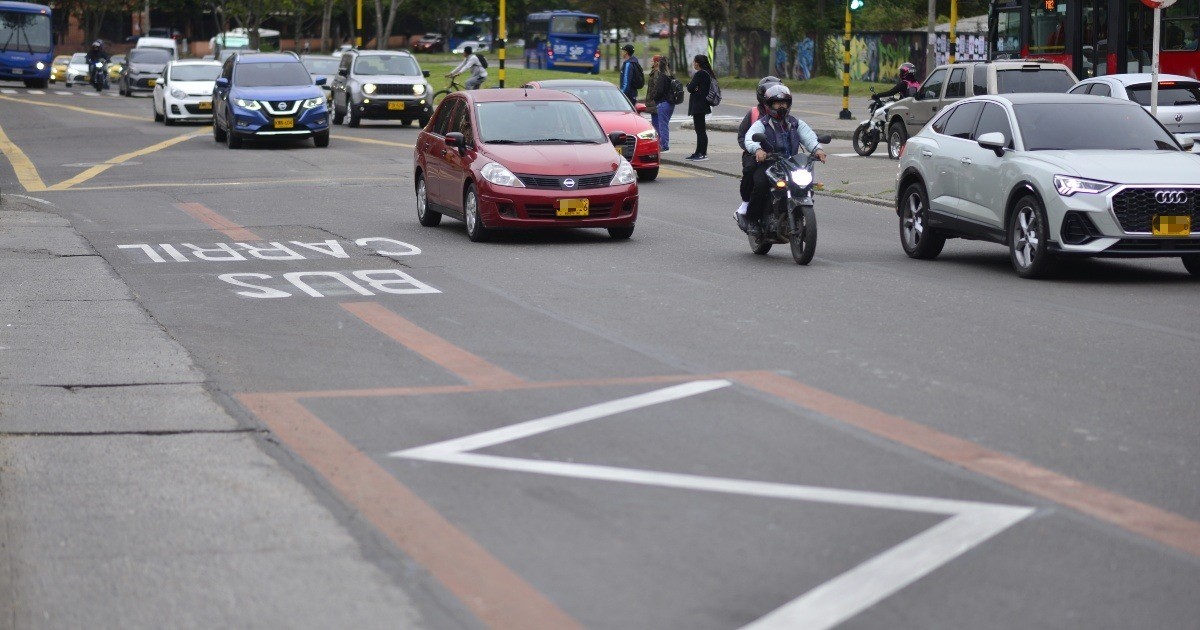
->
xmin=524 ymin=79 xmax=662 ymax=181
xmin=413 ymin=89 xmax=639 ymax=241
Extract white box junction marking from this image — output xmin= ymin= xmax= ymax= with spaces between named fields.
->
xmin=391 ymin=380 xmax=1034 ymax=629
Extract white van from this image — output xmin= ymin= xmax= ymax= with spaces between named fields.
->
xmin=136 ymin=36 xmax=179 ymax=60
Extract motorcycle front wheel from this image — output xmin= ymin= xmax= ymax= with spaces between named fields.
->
xmin=790 ymin=205 xmax=817 ymax=265
xmin=852 ymin=126 xmax=877 ymax=157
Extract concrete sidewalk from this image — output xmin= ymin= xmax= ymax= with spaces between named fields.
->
xmin=651 ymin=91 xmax=900 ymax=208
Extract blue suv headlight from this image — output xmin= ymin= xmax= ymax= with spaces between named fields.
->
xmin=301 ymin=96 xmax=326 ymax=109
xmin=234 ymin=98 xmax=261 ymax=110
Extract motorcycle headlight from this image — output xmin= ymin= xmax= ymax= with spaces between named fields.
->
xmin=413 ymin=84 xmax=425 ymax=95
xmin=637 ymin=129 xmax=657 ymax=140
xmin=481 ymin=162 xmax=525 ymax=187
xmin=170 ymin=87 xmax=187 ymax=99
xmin=301 ymin=96 xmax=326 ymax=109
xmin=1054 ymin=175 xmax=1112 ymax=196
xmin=36 ymin=61 xmax=45 ymax=70
xmin=611 ymin=159 xmax=637 ymax=186
xmin=362 ymin=83 xmax=377 ymax=94
xmin=234 ymin=98 xmax=262 ymax=110
xmin=791 ymin=169 xmax=813 ymax=187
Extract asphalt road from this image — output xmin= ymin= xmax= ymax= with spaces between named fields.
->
xmin=1 ymin=82 xmax=1199 ymax=629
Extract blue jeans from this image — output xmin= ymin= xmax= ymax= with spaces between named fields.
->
xmin=655 ymin=102 xmax=674 ymax=150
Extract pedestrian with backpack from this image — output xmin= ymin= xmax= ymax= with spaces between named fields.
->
xmin=644 ymin=55 xmax=673 ymax=152
xmin=619 ymin=44 xmax=643 ymax=105
xmin=447 ymin=46 xmax=487 ymax=90
xmin=685 ymin=54 xmax=716 ymax=161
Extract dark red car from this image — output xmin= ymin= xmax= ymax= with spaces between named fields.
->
xmin=413 ymin=89 xmax=639 ymax=241
xmin=524 ymin=79 xmax=662 ymax=181
xmin=411 ymin=32 xmax=445 ymax=53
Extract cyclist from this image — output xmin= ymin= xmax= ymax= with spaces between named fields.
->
xmin=447 ymin=46 xmax=487 ymax=90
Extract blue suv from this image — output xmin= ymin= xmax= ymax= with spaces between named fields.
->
xmin=213 ymin=52 xmax=330 ymax=149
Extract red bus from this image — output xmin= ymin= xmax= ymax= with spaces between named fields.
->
xmin=989 ymin=0 xmax=1200 ymax=78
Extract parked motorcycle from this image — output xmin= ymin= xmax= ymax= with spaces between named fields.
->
xmin=747 ymin=133 xmax=831 ymax=265
xmin=852 ymin=88 xmax=899 ymax=157
xmin=89 ymin=61 xmax=108 ymax=92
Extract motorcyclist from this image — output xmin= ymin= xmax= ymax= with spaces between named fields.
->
xmin=85 ymin=40 xmax=110 ymax=88
xmin=734 ymin=75 xmax=783 ymax=232
xmin=871 ymin=62 xmax=919 ymax=102
xmin=743 ymin=84 xmax=827 ymax=238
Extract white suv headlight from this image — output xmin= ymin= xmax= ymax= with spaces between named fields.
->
xmin=481 ymin=162 xmax=525 ymax=187
xmin=170 ymin=87 xmax=187 ymax=99
xmin=413 ymin=84 xmax=425 ymax=95
xmin=637 ymin=129 xmax=657 ymax=140
xmin=1054 ymin=175 xmax=1113 ymax=196
xmin=362 ymin=83 xmax=376 ymax=94
xmin=611 ymin=158 xmax=637 ymax=185
xmin=301 ymin=96 xmax=325 ymax=109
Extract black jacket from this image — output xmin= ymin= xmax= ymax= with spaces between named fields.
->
xmin=686 ymin=70 xmax=712 ymax=116
xmin=875 ymin=78 xmax=915 ymax=100
xmin=737 ymin=106 xmax=769 ymax=169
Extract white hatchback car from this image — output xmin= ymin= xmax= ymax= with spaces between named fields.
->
xmin=1069 ymin=73 xmax=1200 ymax=152
xmin=152 ymin=59 xmax=222 ymax=125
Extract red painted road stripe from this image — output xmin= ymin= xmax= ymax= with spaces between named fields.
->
xmin=174 ymin=202 xmax=263 ymax=241
xmin=341 ymin=302 xmax=526 ymax=388
xmin=237 ymin=392 xmax=583 ymax=630
xmin=281 ymin=373 xmax=703 ymax=400
xmin=731 ymin=370 xmax=1200 ymax=559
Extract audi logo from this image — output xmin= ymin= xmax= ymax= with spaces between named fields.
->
xmin=563 ymin=178 xmax=576 ymax=189
xmin=1155 ymin=190 xmax=1190 ymax=204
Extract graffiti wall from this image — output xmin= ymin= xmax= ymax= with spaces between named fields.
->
xmin=822 ymin=32 xmax=928 ymax=83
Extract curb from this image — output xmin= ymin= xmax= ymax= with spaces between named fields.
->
xmin=679 ymin=121 xmax=857 ymax=140
xmin=658 ymin=157 xmax=894 ymax=209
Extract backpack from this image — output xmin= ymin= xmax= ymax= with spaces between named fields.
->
xmin=705 ymin=73 xmax=722 ymax=106
xmin=628 ymin=60 xmax=645 ymax=90
xmin=476 ymin=53 xmax=488 ymax=69
xmin=668 ymin=76 xmax=685 ymax=105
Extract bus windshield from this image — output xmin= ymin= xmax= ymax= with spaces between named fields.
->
xmin=551 ymin=15 xmax=600 ymax=35
xmin=0 ymin=10 xmax=52 ymax=54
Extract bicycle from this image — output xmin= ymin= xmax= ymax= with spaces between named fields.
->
xmin=431 ymin=77 xmax=486 ymax=105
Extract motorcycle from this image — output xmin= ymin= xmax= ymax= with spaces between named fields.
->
xmin=89 ymin=61 xmax=108 ymax=92
xmin=746 ymin=132 xmax=831 ymax=265
xmin=852 ymin=88 xmax=899 ymax=157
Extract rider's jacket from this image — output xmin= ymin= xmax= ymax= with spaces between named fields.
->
xmin=744 ymin=115 xmax=819 ymax=159
xmin=874 ymin=77 xmax=919 ymax=100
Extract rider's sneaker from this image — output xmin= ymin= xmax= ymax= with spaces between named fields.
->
xmin=693 ymin=155 xmax=708 ymax=161
xmin=734 ymin=211 xmax=748 ymax=233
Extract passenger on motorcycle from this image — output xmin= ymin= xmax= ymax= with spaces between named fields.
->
xmin=743 ymin=85 xmax=827 ymax=238
xmin=85 ymin=40 xmax=110 ymax=88
xmin=734 ymin=75 xmax=783 ymax=232
xmin=871 ymin=61 xmax=919 ymax=102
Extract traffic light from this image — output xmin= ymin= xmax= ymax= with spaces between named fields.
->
xmin=850 ymin=0 xmax=864 ymax=10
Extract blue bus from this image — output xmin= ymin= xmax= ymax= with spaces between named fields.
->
xmin=448 ymin=18 xmax=488 ymax=52
xmin=0 ymin=1 xmax=53 ymax=87
xmin=524 ymin=11 xmax=601 ymax=74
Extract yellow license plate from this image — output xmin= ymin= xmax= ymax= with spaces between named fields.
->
xmin=198 ymin=100 xmax=212 ymax=110
xmin=1152 ymin=215 xmax=1191 ymax=236
xmin=557 ymin=198 xmax=589 ymax=217
xmin=147 ymin=79 xmax=156 ymax=86
xmin=273 ymin=118 xmax=294 ymax=129
xmin=387 ymin=101 xmax=405 ymax=110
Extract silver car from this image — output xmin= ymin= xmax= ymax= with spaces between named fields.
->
xmin=1069 ymin=73 xmax=1200 ymax=152
xmin=896 ymin=93 xmax=1200 ymax=278
xmin=331 ymin=50 xmax=433 ymax=128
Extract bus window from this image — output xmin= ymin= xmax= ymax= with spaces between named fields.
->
xmin=551 ymin=15 xmax=600 ymax=35
xmin=1163 ymin=0 xmax=1199 ymax=51
xmin=1030 ymin=0 xmax=1068 ymax=54
xmin=993 ymin=9 xmax=1022 ymax=57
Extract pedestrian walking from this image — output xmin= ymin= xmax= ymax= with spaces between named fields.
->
xmin=645 ymin=55 xmax=674 ymax=152
xmin=619 ymin=44 xmax=643 ymax=105
xmin=686 ymin=54 xmax=715 ymax=161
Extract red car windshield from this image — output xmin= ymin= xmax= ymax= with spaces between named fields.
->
xmin=477 ymin=101 xmax=606 ymax=144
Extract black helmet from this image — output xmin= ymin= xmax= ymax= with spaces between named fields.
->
xmin=91 ymin=40 xmax=102 ymax=49
xmin=898 ymin=62 xmax=916 ymax=82
xmin=762 ymin=84 xmax=792 ymax=120
xmin=756 ymin=75 xmax=782 ymax=106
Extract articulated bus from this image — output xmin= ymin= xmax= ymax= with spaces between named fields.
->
xmin=990 ymin=0 xmax=1200 ymax=78
xmin=0 ymin=1 xmax=53 ymax=88
xmin=524 ymin=11 xmax=602 ymax=74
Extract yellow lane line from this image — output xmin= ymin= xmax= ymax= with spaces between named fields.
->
xmin=0 ymin=122 xmax=47 ymax=192
xmin=333 ymin=135 xmax=414 ymax=148
xmin=63 ymin=176 xmax=398 ymax=192
xmin=0 ymin=94 xmax=146 ymax=122
xmin=657 ymin=165 xmax=712 ymax=178
xmin=47 ymin=132 xmax=204 ymax=191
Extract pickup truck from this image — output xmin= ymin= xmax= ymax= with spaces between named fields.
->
xmin=884 ymin=60 xmax=1078 ymax=159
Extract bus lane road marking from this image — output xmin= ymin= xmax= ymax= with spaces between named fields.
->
xmin=46 ymin=131 xmax=204 ymax=191
xmin=235 ymin=305 xmax=1200 ymax=627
